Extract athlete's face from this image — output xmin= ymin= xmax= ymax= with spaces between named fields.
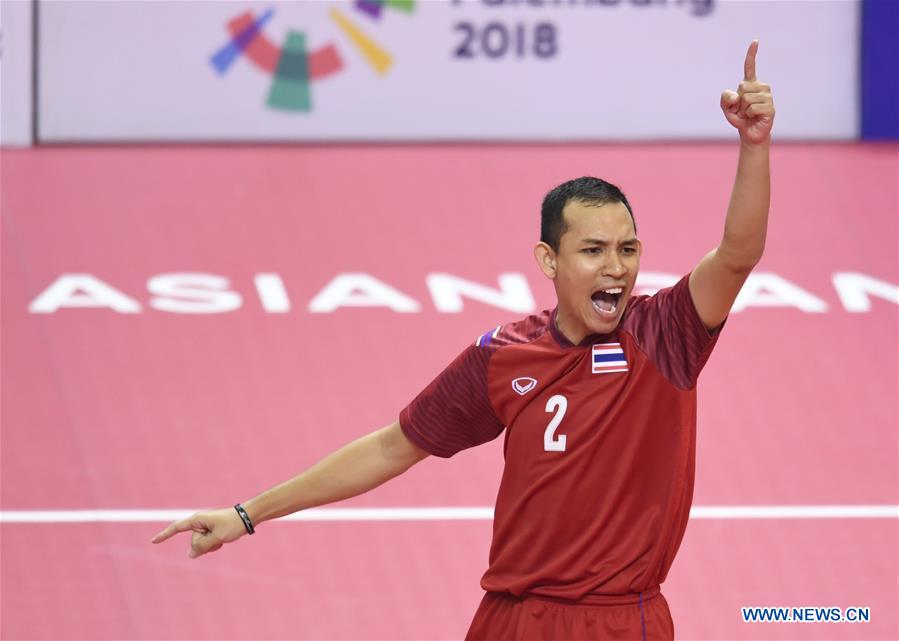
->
xmin=534 ymin=200 xmax=641 ymax=345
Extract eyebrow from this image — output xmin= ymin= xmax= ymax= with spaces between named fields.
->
xmin=580 ymin=237 xmax=638 ymax=246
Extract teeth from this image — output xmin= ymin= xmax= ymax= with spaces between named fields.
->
xmin=601 ymin=288 xmax=623 ymax=294
xmin=593 ymin=299 xmax=617 ymax=314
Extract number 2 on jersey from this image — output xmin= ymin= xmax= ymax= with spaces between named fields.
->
xmin=544 ymin=394 xmax=567 ymax=452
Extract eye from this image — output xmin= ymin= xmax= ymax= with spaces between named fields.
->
xmin=621 ymin=247 xmax=637 ymax=255
xmin=583 ymin=248 xmax=602 ymax=254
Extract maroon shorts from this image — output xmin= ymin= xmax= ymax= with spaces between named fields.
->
xmin=464 ymin=586 xmax=675 ymax=640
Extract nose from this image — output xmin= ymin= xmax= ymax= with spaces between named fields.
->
xmin=603 ymin=251 xmax=627 ymax=278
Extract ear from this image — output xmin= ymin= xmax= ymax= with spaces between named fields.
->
xmin=534 ymin=242 xmax=557 ymax=279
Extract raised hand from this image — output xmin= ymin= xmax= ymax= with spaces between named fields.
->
xmin=150 ymin=507 xmax=248 ymax=558
xmin=721 ymin=40 xmax=775 ymax=145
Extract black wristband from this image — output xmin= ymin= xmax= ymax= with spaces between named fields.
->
xmin=234 ymin=503 xmax=255 ymax=535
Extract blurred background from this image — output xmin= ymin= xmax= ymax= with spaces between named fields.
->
xmin=1 ymin=1 xmax=896 ymax=639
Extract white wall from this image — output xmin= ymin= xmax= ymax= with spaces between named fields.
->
xmin=1 ymin=0 xmax=32 ymax=146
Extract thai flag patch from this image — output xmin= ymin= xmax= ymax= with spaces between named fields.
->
xmin=592 ymin=342 xmax=628 ymax=374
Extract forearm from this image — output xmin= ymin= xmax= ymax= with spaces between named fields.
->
xmin=241 ymin=424 xmax=416 ymax=525
xmin=717 ymin=139 xmax=770 ymax=270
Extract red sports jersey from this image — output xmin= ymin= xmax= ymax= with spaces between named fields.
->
xmin=400 ymin=274 xmax=722 ymax=601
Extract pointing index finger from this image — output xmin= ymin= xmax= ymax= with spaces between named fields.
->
xmin=151 ymin=518 xmax=193 ymax=544
xmin=744 ymin=39 xmax=759 ymax=81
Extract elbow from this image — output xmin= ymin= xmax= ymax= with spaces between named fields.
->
xmin=731 ymin=255 xmax=762 ymax=274
xmin=379 ymin=421 xmax=430 ymax=473
xmin=716 ymin=245 xmax=764 ymax=274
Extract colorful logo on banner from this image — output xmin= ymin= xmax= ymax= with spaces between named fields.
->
xmin=210 ymin=1 xmax=415 ymax=112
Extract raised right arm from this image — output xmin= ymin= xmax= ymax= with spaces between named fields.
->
xmin=150 ymin=421 xmax=430 ymax=558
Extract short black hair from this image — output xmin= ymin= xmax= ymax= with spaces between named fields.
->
xmin=540 ymin=176 xmax=636 ymax=252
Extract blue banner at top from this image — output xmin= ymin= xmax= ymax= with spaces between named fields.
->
xmin=862 ymin=0 xmax=899 ymax=140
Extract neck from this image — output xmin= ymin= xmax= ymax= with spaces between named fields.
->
xmin=554 ymin=308 xmax=588 ymax=346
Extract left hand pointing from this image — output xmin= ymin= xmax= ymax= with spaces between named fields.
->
xmin=721 ymin=40 xmax=775 ymax=145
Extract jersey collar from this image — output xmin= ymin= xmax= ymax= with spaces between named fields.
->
xmin=549 ymin=304 xmax=631 ymax=349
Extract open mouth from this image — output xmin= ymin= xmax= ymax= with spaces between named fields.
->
xmin=591 ymin=287 xmax=623 ymax=317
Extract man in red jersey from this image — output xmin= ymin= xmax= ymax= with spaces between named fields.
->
xmin=153 ymin=40 xmax=774 ymax=640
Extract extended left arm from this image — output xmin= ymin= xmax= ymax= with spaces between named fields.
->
xmin=689 ymin=39 xmax=775 ymax=329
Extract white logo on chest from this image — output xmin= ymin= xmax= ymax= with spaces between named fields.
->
xmin=512 ymin=377 xmax=538 ymax=396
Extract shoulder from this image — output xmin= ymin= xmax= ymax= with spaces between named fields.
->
xmin=620 ymin=274 xmax=692 ymax=330
xmin=619 ymin=274 xmax=722 ymax=390
xmin=472 ymin=309 xmax=554 ymax=351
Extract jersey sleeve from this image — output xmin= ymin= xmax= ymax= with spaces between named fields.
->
xmin=399 ymin=344 xmax=505 ymax=458
xmin=624 ymin=273 xmax=724 ymax=390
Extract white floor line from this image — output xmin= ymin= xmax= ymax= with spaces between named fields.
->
xmin=0 ymin=505 xmax=897 ymax=523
